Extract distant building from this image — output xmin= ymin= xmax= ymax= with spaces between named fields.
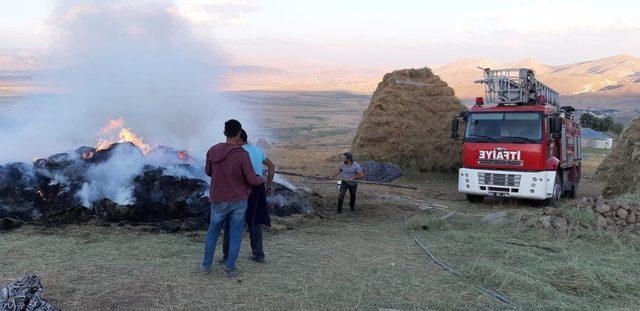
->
xmin=581 ymin=128 xmax=613 ymax=149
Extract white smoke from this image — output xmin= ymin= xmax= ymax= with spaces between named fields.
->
xmin=0 ymin=0 xmax=255 ymax=162
xmin=77 ymin=144 xmax=145 ymax=207
xmin=274 ymin=174 xmax=297 ymax=190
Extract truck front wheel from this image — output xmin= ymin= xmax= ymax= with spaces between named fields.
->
xmin=544 ymin=172 xmax=562 ymax=207
xmin=466 ymin=194 xmax=485 ymax=203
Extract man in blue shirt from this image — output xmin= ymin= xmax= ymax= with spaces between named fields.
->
xmin=332 ymin=152 xmax=364 ymax=213
xmin=220 ymin=129 xmax=275 ymax=263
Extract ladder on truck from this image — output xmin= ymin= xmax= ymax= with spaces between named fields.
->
xmin=474 ymin=68 xmax=559 ymax=108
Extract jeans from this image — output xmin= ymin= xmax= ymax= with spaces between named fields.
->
xmin=223 ymin=221 xmax=265 ymax=259
xmin=337 ymin=181 xmax=358 ymax=212
xmin=202 ymin=200 xmax=247 ymax=269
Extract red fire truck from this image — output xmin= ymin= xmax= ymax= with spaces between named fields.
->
xmin=451 ymin=68 xmax=582 ymax=205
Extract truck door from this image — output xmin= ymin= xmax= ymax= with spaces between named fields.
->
xmin=561 ymin=125 xmax=567 ymax=162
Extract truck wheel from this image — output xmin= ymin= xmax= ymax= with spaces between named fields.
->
xmin=466 ymin=194 xmax=485 ymax=203
xmin=545 ymin=172 xmax=562 ymax=207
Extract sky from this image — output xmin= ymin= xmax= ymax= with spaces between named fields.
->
xmin=1 ymin=0 xmax=639 ymax=71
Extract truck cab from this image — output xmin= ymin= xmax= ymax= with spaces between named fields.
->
xmin=452 ymin=68 xmax=581 ymax=204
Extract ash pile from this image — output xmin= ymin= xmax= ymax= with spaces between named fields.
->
xmin=0 ymin=142 xmax=311 ymax=231
xmin=352 ymin=68 xmax=467 ymax=172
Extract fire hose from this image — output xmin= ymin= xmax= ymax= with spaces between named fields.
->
xmin=404 ymin=203 xmax=513 ymax=305
xmin=279 ymin=170 xmax=512 ymax=305
xmin=275 ymin=170 xmax=418 ymax=190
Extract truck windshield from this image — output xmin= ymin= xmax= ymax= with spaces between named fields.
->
xmin=464 ymin=112 xmax=542 ymax=143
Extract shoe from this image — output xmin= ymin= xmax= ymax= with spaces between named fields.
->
xmin=198 ymin=265 xmax=212 ymax=274
xmin=336 ymin=210 xmax=342 ymax=214
xmin=225 ymin=267 xmax=239 ymax=278
xmin=249 ymin=255 xmax=265 ymax=263
xmin=350 ymin=208 xmax=355 ymax=212
xmin=217 ymin=256 xmax=227 ymax=265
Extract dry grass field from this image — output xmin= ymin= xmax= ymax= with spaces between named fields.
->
xmin=1 ymin=91 xmax=638 ymax=310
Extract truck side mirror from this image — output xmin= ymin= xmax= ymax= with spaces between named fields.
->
xmin=551 ymin=117 xmax=562 ymax=139
xmin=451 ymin=119 xmax=459 ymax=139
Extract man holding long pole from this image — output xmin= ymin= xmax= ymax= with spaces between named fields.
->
xmin=332 ymin=152 xmax=365 ymax=214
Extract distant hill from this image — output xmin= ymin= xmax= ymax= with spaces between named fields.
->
xmin=227 ymin=64 xmax=287 ymax=75
xmin=1 ymin=49 xmax=638 ymax=122
xmin=0 ymin=49 xmax=42 ymax=72
xmin=434 ymin=55 xmax=640 ymax=100
xmin=432 ymin=55 xmax=640 ymax=124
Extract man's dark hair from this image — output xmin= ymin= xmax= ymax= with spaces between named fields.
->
xmin=224 ymin=119 xmax=242 ymax=138
xmin=343 ymin=152 xmax=354 ymax=161
xmin=240 ymin=129 xmax=248 ymax=142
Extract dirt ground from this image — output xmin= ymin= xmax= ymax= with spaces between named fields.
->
xmin=0 ymin=181 xmax=501 ymax=310
xmin=1 ymin=92 xmax=634 ymax=310
xmin=1 ymin=146 xmax=620 ymax=310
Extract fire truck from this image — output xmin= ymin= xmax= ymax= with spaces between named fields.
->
xmin=451 ymin=68 xmax=582 ymax=205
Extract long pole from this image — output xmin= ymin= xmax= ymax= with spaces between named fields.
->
xmin=275 ymin=170 xmax=418 ymax=190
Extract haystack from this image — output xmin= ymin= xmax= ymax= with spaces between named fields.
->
xmin=352 ymin=68 xmax=467 ymax=172
xmin=595 ymin=117 xmax=640 ymax=196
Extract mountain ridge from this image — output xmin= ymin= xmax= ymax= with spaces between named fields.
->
xmin=434 ymin=54 xmax=640 ymax=99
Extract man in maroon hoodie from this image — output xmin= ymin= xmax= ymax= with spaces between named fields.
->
xmin=200 ymin=119 xmax=264 ymax=277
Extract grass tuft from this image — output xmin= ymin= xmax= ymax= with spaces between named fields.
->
xmin=563 ymin=207 xmax=596 ymax=227
xmin=410 ymin=210 xmax=640 ymax=310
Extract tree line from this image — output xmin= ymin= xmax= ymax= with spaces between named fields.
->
xmin=579 ymin=112 xmax=624 ymax=136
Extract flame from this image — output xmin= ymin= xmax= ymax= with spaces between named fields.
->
xmin=177 ymin=151 xmax=188 ymax=161
xmin=82 ymin=150 xmax=95 ymax=159
xmin=99 ymin=118 xmax=125 ymax=135
xmin=95 ymin=119 xmax=153 ymax=154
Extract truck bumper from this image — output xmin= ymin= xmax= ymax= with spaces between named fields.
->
xmin=458 ymin=168 xmax=556 ymax=200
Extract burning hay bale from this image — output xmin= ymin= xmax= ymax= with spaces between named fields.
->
xmin=0 ymin=163 xmax=36 ymax=221
xmin=0 ymin=142 xmax=313 ymax=231
xmin=0 ymin=273 xmax=59 ymax=311
xmin=595 ymin=117 xmax=640 ymax=197
xmin=352 ymin=68 xmax=467 ymax=172
xmin=267 ymin=182 xmax=312 ymax=217
xmin=0 ymin=143 xmax=211 ymax=229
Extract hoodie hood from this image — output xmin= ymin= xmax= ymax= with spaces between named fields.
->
xmin=209 ymin=143 xmax=244 ymax=163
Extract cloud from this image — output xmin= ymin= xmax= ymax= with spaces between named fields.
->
xmin=174 ymin=0 xmax=258 ymax=28
xmin=455 ymin=1 xmax=640 ymax=39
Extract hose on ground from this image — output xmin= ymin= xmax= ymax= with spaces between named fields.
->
xmin=404 ymin=208 xmax=513 ymax=305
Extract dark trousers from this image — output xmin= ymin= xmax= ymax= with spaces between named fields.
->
xmin=223 ymin=221 xmax=264 ymax=259
xmin=337 ymin=181 xmax=358 ymax=212
xmin=222 ymin=182 xmax=268 ymax=260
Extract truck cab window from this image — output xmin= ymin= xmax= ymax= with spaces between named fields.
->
xmin=465 ymin=112 xmax=542 ymax=143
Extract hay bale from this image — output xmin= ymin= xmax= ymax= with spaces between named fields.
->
xmin=351 ymin=68 xmax=467 ymax=172
xmin=595 ymin=117 xmax=640 ymax=196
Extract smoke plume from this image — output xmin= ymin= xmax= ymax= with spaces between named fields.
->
xmin=0 ymin=0 xmax=265 ymax=207
xmin=0 ymin=0 xmax=252 ymax=162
